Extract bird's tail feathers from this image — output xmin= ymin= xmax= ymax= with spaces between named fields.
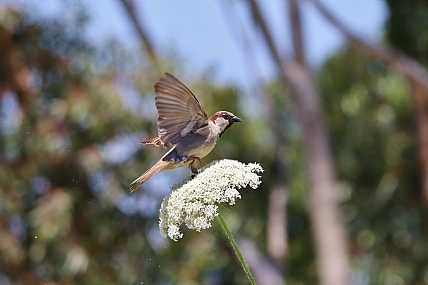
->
xmin=140 ymin=137 xmax=163 ymax=147
xmin=129 ymin=160 xmax=171 ymax=193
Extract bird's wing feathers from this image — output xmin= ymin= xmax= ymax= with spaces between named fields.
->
xmin=154 ymin=73 xmax=208 ymax=147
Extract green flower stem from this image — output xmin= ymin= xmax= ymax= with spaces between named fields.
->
xmin=217 ymin=213 xmax=257 ymax=285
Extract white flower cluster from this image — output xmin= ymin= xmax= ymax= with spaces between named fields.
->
xmin=159 ymin=159 xmax=264 ymax=241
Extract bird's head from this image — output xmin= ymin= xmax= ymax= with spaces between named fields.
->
xmin=209 ymin=111 xmax=242 ymax=137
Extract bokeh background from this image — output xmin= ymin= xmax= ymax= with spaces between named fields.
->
xmin=1 ymin=1 xmax=428 ymax=284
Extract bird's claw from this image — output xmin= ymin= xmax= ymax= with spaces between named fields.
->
xmin=190 ymin=164 xmax=198 ymax=174
xmin=186 ymin=157 xmax=201 ymax=174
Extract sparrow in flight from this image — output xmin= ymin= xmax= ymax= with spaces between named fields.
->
xmin=130 ymin=73 xmax=241 ymax=192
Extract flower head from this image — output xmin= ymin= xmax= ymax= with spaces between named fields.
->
xmin=159 ymin=159 xmax=264 ymax=241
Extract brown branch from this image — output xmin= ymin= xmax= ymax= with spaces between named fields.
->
xmin=119 ymin=0 xmax=158 ymax=67
xmin=267 ymin=180 xmax=288 ymax=263
xmin=288 ymin=0 xmax=306 ymax=66
xmin=265 ymin=88 xmax=289 ymax=265
xmin=312 ymin=0 xmax=428 ymax=90
xmin=248 ymin=1 xmax=350 ymax=285
xmin=249 ymin=0 xmax=283 ymax=68
xmin=218 ymin=1 xmax=264 ymax=81
xmin=409 ymin=78 xmax=428 ymax=204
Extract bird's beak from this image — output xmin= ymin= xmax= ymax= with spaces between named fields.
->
xmin=231 ymin=116 xmax=242 ymax=123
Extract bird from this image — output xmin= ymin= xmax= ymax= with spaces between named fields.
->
xmin=129 ymin=73 xmax=242 ymax=193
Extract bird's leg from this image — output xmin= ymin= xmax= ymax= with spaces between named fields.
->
xmin=186 ymin=157 xmax=202 ymax=174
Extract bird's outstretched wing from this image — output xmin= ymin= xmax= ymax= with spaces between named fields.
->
xmin=154 ymin=73 xmax=208 ymax=147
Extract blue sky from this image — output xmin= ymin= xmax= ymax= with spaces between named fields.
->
xmin=5 ymin=0 xmax=388 ymax=86
xmin=84 ymin=0 xmax=388 ymax=85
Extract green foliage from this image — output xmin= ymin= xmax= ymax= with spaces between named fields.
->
xmin=386 ymin=0 xmax=428 ymax=67
xmin=0 ymin=8 xmax=159 ymax=285
xmin=319 ymin=45 xmax=427 ymax=285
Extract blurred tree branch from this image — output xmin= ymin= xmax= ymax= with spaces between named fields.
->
xmin=409 ymin=79 xmax=428 ymax=204
xmin=239 ymin=238 xmax=285 ymax=285
xmin=248 ymin=1 xmax=350 ymax=285
xmin=288 ymin=0 xmax=306 ymax=66
xmin=312 ymin=0 xmax=428 ymax=204
xmin=219 ymin=0 xmax=289 ymax=267
xmin=119 ymin=0 xmax=159 ymax=69
xmin=267 ymin=168 xmax=288 ymax=264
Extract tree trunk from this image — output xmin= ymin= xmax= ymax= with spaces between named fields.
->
xmin=409 ymin=78 xmax=428 ymax=203
xmin=282 ymin=62 xmax=350 ymax=285
xmin=248 ymin=1 xmax=351 ymax=284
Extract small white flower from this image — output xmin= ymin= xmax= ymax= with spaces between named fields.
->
xmin=159 ymin=159 xmax=264 ymax=241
